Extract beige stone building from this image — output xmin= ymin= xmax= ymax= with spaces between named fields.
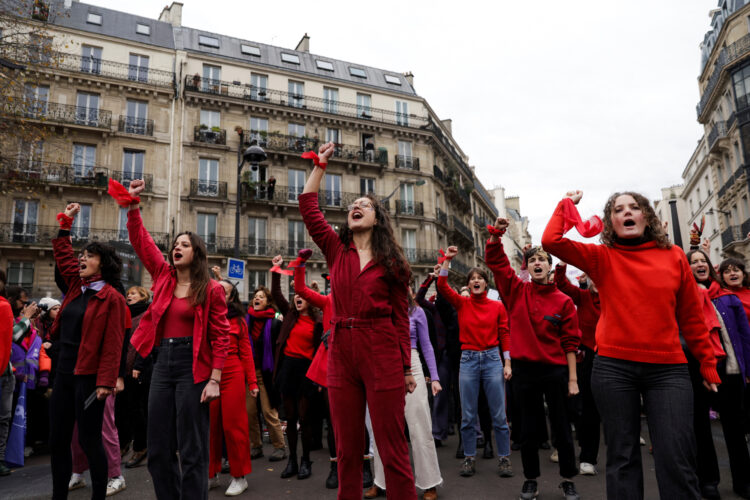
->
xmin=1 ymin=0 xmax=523 ymax=299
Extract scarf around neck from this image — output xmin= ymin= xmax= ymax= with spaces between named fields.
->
xmin=248 ymin=307 xmax=276 ymax=371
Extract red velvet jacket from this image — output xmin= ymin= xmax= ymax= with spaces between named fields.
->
xmin=127 ymin=209 xmax=230 ymax=383
xmin=51 ymin=232 xmax=128 ymax=388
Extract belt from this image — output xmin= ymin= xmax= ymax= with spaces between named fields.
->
xmin=331 ymin=317 xmax=391 ymax=329
xmin=160 ymin=336 xmax=192 ymax=346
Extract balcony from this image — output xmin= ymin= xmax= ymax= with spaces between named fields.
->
xmin=436 ymin=208 xmax=448 ymax=226
xmin=395 ymin=155 xmax=420 ymax=171
xmin=193 ymin=126 xmax=226 ymax=145
xmin=117 ymin=116 xmax=154 ymax=136
xmin=241 ymin=183 xmax=360 ymax=209
xmin=189 ymin=179 xmax=228 ymax=199
xmin=109 ymin=171 xmax=154 ymax=193
xmin=708 ymin=121 xmax=727 ymax=152
xmin=2 ymin=100 xmax=112 ymax=129
xmin=395 ymin=200 xmax=424 ymax=216
xmin=433 ymin=165 xmax=445 ymax=184
xmin=259 ymin=133 xmax=388 ymax=166
xmin=450 ymin=257 xmax=471 ymax=275
xmin=205 ymin=237 xmax=325 ymax=260
xmin=450 ymin=215 xmax=474 ymax=247
xmin=0 ymin=223 xmax=170 ymax=251
xmin=183 ymin=75 xmax=428 ymax=128
xmin=0 ymin=158 xmax=109 ymax=189
xmin=697 ymin=32 xmax=750 ymax=119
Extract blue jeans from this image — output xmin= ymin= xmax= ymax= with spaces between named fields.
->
xmin=458 ymin=348 xmax=510 ymax=457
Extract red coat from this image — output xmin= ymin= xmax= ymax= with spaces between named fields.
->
xmin=227 ymin=316 xmax=258 ymax=391
xmin=51 ymin=233 xmax=127 ymax=388
xmin=293 ymin=265 xmax=332 ymax=386
xmin=127 ymin=209 xmax=230 ymax=383
xmin=554 ymin=263 xmax=600 ymax=351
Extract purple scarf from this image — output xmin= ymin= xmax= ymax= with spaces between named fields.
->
xmin=261 ymin=318 xmax=274 ymax=372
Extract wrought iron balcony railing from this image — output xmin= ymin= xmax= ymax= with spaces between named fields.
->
xmin=2 ymin=100 xmax=112 ymax=129
xmin=249 ymin=132 xmax=388 ymax=166
xmin=697 ymin=32 xmax=750 ymax=118
xmin=109 ymin=171 xmax=154 ymax=193
xmin=451 ymin=215 xmax=474 ymax=242
xmin=395 ymin=200 xmax=424 ymax=216
xmin=0 ymin=157 xmax=109 ymax=188
xmin=708 ymin=121 xmax=727 ymax=151
xmin=202 ymin=237 xmax=325 ymax=260
xmin=193 ymin=126 xmax=227 ymax=145
xmin=0 ymin=223 xmax=170 ymax=251
xmin=433 ymin=165 xmax=445 ymax=183
xmin=189 ymin=179 xmax=228 ymax=199
xmin=436 ymin=208 xmax=448 ymax=226
xmin=451 ymin=257 xmax=471 ymax=275
xmin=117 ymin=116 xmax=154 ymax=136
xmin=395 ymin=155 xmax=420 ymax=171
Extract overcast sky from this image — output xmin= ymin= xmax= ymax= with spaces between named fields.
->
xmin=86 ymin=0 xmax=718 ymax=242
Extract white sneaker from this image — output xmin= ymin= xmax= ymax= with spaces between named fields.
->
xmin=579 ymin=462 xmax=597 ymax=475
xmin=106 ymin=476 xmax=126 ymax=496
xmin=209 ymin=474 xmax=220 ymax=490
xmin=225 ymin=477 xmax=248 ymax=496
xmin=24 ymin=446 xmax=33 ymax=458
xmin=69 ymin=473 xmax=86 ymax=491
xmin=639 ymin=436 xmax=646 ymax=446
xmin=549 ymin=448 xmax=559 ymax=463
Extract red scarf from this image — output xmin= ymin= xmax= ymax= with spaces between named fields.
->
xmin=247 ymin=307 xmax=275 ymax=320
xmin=82 ymin=273 xmax=103 ymax=287
xmin=698 ymin=280 xmax=727 ymax=359
xmin=560 ymin=198 xmax=603 ymax=238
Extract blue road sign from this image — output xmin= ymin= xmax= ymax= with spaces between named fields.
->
xmin=227 ymin=258 xmax=245 ymax=280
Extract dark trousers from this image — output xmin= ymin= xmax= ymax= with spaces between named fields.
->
xmin=431 ymin=352 xmax=452 ymax=440
xmin=147 ymin=339 xmax=209 ymax=500
xmin=592 ymin=355 xmax=699 ymax=500
xmin=512 ymin=360 xmax=577 ymax=480
xmin=576 ymin=346 xmax=600 ymax=464
xmin=49 ymin=373 xmax=107 ymax=500
xmin=116 ymin=372 xmax=150 ymax=452
xmin=508 ymin=376 xmax=549 ymax=446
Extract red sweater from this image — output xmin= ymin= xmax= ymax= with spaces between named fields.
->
xmin=485 ymin=240 xmax=580 ymax=365
xmin=0 ymin=297 xmax=13 ymax=374
xmin=541 ymin=199 xmax=720 ymax=383
xmin=285 ymin=315 xmax=316 ymax=360
xmin=436 ymin=274 xmax=510 ymax=353
xmin=554 ymin=263 xmax=600 ymax=351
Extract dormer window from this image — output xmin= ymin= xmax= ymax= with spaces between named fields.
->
xmin=349 ymin=67 xmax=367 ymax=78
xmin=87 ymin=13 xmax=102 ymax=25
xmin=281 ymin=53 xmax=300 ymax=64
xmin=241 ymin=44 xmax=261 ymax=56
xmin=199 ymin=35 xmax=220 ymax=48
xmin=384 ymin=74 xmax=401 ymax=85
xmin=316 ymin=60 xmax=334 ymax=71
xmin=136 ymin=23 xmax=150 ymax=35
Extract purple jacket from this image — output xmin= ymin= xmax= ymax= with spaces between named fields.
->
xmin=10 ymin=331 xmax=42 ymax=390
xmin=713 ymin=294 xmax=750 ymax=383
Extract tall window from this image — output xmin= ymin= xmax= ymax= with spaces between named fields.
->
xmin=717 ymin=162 xmax=725 ymax=185
xmin=360 ymin=177 xmax=375 ymax=196
xmin=400 ymin=182 xmax=415 ymax=214
xmin=71 ymin=204 xmax=92 ymax=241
xmin=200 ymin=109 xmax=221 ymax=128
xmin=402 ymin=229 xmax=417 ymax=261
xmin=734 ymin=141 xmax=742 ymax=167
xmin=17 ymin=138 xmax=43 ymax=173
xmin=118 ymin=208 xmax=129 ymax=241
xmin=250 ymin=117 xmax=268 ymax=146
xmin=398 ymin=140 xmax=414 ymax=169
xmin=288 ymin=221 xmax=306 ymax=255
xmin=248 ymin=270 xmax=267 ymax=289
xmin=24 ymin=83 xmax=48 ymax=118
xmin=288 ymin=81 xmax=304 ymax=108
xmin=198 ymin=158 xmax=219 ymax=196
xmin=396 ymin=100 xmax=409 ymax=126
xmin=357 ymin=93 xmax=372 ymax=118
xmin=325 ymin=174 xmax=342 ymax=206
xmin=323 ymin=87 xmax=338 ymax=113
xmin=81 ymin=45 xmax=102 ymax=74
xmin=326 ymin=128 xmax=340 ymax=145
xmin=733 ymin=64 xmax=750 ymax=110
xmin=12 ymin=200 xmax=38 ymax=243
xmin=72 ymin=144 xmax=96 ymax=178
xmin=76 ymin=92 xmax=100 ymax=126
xmin=250 ymin=73 xmax=268 ymax=101
xmin=197 ymin=213 xmax=217 ymax=251
xmin=7 ymin=262 xmax=34 ymax=287
xmin=128 ymin=53 xmax=149 ymax=82
xmin=248 ymin=217 xmax=267 ymax=255
xmin=202 ymin=65 xmax=221 ymax=92
xmin=125 ymin=99 xmax=148 ymax=134
xmin=122 ymin=150 xmax=144 ymax=186
xmin=28 ymin=34 xmax=51 ymax=63
xmin=288 ymin=169 xmax=305 ymax=201
xmin=288 ymin=123 xmax=306 ymax=151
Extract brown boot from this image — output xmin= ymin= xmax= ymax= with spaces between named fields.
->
xmin=363 ymin=485 xmax=384 ymax=499
xmin=423 ymin=487 xmax=438 ymax=500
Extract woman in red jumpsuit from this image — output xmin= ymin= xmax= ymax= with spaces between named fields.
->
xmin=299 ymin=142 xmax=417 ymax=500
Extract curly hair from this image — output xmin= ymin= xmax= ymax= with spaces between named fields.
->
xmin=600 ymin=192 xmax=671 ymax=249
xmin=82 ymin=242 xmax=123 ymax=290
xmin=252 ymin=285 xmax=277 ymax=312
xmin=686 ymin=249 xmax=720 ymax=284
xmin=718 ymin=257 xmax=750 ymax=288
xmin=337 ymin=194 xmax=411 ymax=285
xmin=167 ymin=232 xmax=210 ymax=306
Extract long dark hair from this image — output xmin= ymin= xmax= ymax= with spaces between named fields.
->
xmin=168 ymin=231 xmax=210 ymax=306
xmin=82 ymin=242 xmax=123 ymax=290
xmin=600 ymin=192 xmax=671 ymax=249
xmin=221 ymin=279 xmax=244 ymax=317
xmin=718 ymin=257 xmax=750 ymax=288
xmin=686 ymin=249 xmax=720 ymax=284
xmin=337 ymin=194 xmax=411 ymax=285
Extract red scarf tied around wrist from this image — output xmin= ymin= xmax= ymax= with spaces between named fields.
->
xmin=301 ymin=151 xmax=327 ymax=170
xmin=560 ymin=198 xmax=603 ymax=238
xmin=107 ymin=178 xmax=141 ymax=208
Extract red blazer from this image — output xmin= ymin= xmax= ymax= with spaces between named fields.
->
xmin=127 ymin=209 xmax=230 ymax=383
xmin=51 ymin=233 xmax=128 ymax=388
xmin=227 ymin=316 xmax=258 ymax=391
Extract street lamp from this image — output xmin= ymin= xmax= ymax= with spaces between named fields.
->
xmin=235 ymin=129 xmax=267 ymax=258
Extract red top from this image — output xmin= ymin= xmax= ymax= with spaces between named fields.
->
xmin=0 ymin=297 xmax=13 ymax=374
xmin=160 ymin=297 xmax=194 ymax=339
xmin=727 ymin=286 xmax=750 ymax=321
xmin=298 ymin=192 xmax=411 ymax=369
xmin=127 ymin=208 xmax=230 ymax=383
xmin=227 ymin=317 xmax=258 ymax=391
xmin=293 ymin=265 xmax=333 ymax=334
xmin=436 ymin=274 xmax=510 ymax=353
xmin=541 ymin=199 xmax=720 ymax=383
xmin=284 ymin=314 xmax=316 ymax=360
xmin=554 ymin=263 xmax=600 ymax=351
xmin=486 ymin=239 xmax=581 ymax=365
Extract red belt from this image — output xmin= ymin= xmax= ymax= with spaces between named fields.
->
xmin=331 ymin=317 xmax=391 ymax=329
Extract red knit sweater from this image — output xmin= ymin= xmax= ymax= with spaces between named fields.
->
xmin=541 ymin=199 xmax=720 ymax=384
xmin=436 ymin=274 xmax=510 ymax=353
xmin=554 ymin=263 xmax=600 ymax=351
xmin=485 ymin=240 xmax=581 ymax=365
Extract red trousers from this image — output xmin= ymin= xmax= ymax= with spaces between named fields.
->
xmin=328 ymin=323 xmax=416 ymax=500
xmin=209 ymin=355 xmax=252 ymax=478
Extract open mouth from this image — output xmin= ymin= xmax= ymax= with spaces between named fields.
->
xmin=533 ymin=266 xmax=543 ymax=273
xmin=351 ymin=211 xmax=363 ymax=220
xmin=80 ymin=263 xmax=87 ymax=271
xmin=624 ymin=220 xmax=636 ymax=227
xmin=296 ymin=300 xmax=303 ymax=307
xmin=472 ymin=283 xmax=481 ymax=290
xmin=174 ymin=252 xmax=183 ymax=260
xmin=695 ymin=268 xmax=707 ymax=278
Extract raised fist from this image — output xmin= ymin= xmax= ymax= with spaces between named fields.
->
xmin=128 ymin=179 xmax=145 ymax=197
xmin=445 ymin=246 xmax=459 ymax=259
xmin=318 ymin=141 xmax=335 ymax=162
xmin=271 ymin=255 xmax=283 ymax=267
xmin=565 ymin=190 xmax=583 ymax=204
xmin=64 ymin=203 xmax=80 ymax=218
xmin=494 ymin=217 xmax=509 ymax=232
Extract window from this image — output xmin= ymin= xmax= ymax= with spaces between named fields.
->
xmin=7 ymin=262 xmax=34 ymax=287
xmin=396 ymin=100 xmax=409 ymax=126
xmin=202 ymin=65 xmax=221 ymax=92
xmin=357 ymin=93 xmax=371 ymax=119
xmin=81 ymin=45 xmax=102 ymax=74
xmin=23 ymin=83 xmax=48 ymax=118
xmin=248 ymin=270 xmax=267 ymax=289
xmin=197 ymin=213 xmax=217 ymax=251
xmin=697 ymin=188 xmax=702 ymax=204
xmin=734 ymin=141 xmax=742 ymax=166
xmin=384 ymin=74 xmax=401 ymax=85
xmin=241 ymin=44 xmax=260 ymax=56
xmin=136 ymin=23 xmax=150 ymax=35
xmin=281 ymin=53 xmax=300 ymax=64
xmin=122 ymin=150 xmax=144 ymax=187
xmin=349 ymin=67 xmax=367 ymax=78
xmin=17 ymin=138 xmax=43 ymax=173
xmin=733 ymin=64 xmax=750 ymax=110
xmin=744 ymin=196 xmax=750 ymax=219
xmin=75 ymin=92 xmax=99 ymax=126
xmin=316 ymin=60 xmax=334 ymax=71
xmin=250 ymin=117 xmax=268 ymax=146
xmin=326 ymin=128 xmax=340 ymax=145
xmin=724 ymin=153 xmax=733 ymax=174
xmin=12 ymin=199 xmax=38 ymax=243
xmin=288 ymin=169 xmax=305 ymax=201
xmin=71 ymin=204 xmax=92 ymax=241
xmin=402 ymin=229 xmax=416 ymax=261
xmin=118 ymin=207 xmax=129 ymax=241
xmin=732 ymin=205 xmax=739 ymax=226
xmin=325 ymin=174 xmax=342 ymax=206
xmin=199 ymin=35 xmax=220 ymax=48
xmin=128 ymin=54 xmax=149 ymax=82
xmin=400 ymin=183 xmax=415 ymax=214
xmin=360 ymin=177 xmax=375 ymax=196
xmin=323 ymin=87 xmax=338 ymax=114
xmin=198 ymin=158 xmax=219 ymax=196
xmin=87 ymin=13 xmax=102 ymax=25
xmin=28 ymin=34 xmax=51 ymax=64
xmin=288 ymin=221 xmax=306 ymax=254
xmin=200 ymin=109 xmax=221 ymax=128
xmin=288 ymin=81 xmax=304 ymax=108
xmin=248 ymin=217 xmax=267 ymax=255
xmin=287 ymin=123 xmax=306 ymax=151
xmin=717 ymin=162 xmax=725 ymax=185
xmin=125 ymin=99 xmax=148 ymax=134
xmin=705 ymin=175 xmax=711 ymax=195
xmin=72 ymin=144 xmax=96 ymax=178
xmin=250 ymin=73 xmax=268 ymax=102
xmin=398 ymin=140 xmax=413 ymax=159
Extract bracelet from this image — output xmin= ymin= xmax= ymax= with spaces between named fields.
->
xmin=209 ymin=378 xmax=221 ymax=385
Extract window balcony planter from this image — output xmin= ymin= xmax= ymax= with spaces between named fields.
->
xmin=193 ymin=125 xmax=226 ymax=145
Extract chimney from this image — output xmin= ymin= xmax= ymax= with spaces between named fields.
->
xmin=159 ymin=2 xmax=183 ymax=27
xmin=295 ymin=33 xmax=310 ymax=53
xmin=441 ymin=119 xmax=452 ymax=134
xmin=403 ymin=71 xmax=414 ymax=86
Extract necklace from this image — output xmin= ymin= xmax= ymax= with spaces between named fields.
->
xmin=176 ymin=282 xmax=191 ymax=287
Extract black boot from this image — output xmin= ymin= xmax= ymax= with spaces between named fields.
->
xmin=325 ymin=461 xmax=338 ymax=489
xmin=362 ymin=458 xmax=374 ymax=488
xmin=455 ymin=434 xmax=465 ymax=459
xmin=280 ymin=456 xmax=298 ymax=478
xmin=483 ymin=437 xmax=494 ymax=459
xmin=297 ymin=457 xmax=312 ymax=480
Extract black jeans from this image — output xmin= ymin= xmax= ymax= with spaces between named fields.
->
xmin=49 ymin=373 xmax=107 ymax=500
xmin=576 ymin=346 xmax=600 ymax=464
xmin=147 ymin=338 xmax=209 ymax=500
xmin=592 ymin=355 xmax=700 ymax=500
xmin=116 ymin=372 xmax=150 ymax=452
xmin=511 ymin=360 xmax=577 ymax=480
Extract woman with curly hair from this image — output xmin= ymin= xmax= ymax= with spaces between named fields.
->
xmin=48 ymin=203 xmax=128 ymax=500
xmin=299 ymin=142 xmax=417 ymax=500
xmin=541 ymin=191 xmax=720 ymax=500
